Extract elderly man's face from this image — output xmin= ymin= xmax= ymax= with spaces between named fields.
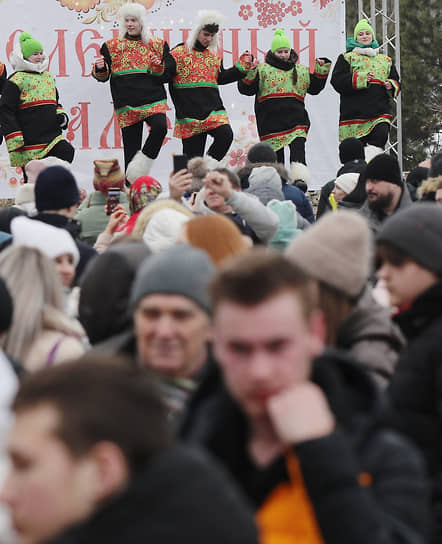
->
xmin=133 ymin=294 xmax=212 ymax=379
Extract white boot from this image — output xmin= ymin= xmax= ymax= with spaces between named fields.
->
xmin=364 ymin=145 xmax=384 ymax=163
xmin=289 ymin=162 xmax=311 ymax=188
xmin=126 ymin=151 xmax=154 ymax=184
xmin=204 ymin=155 xmax=220 ymax=171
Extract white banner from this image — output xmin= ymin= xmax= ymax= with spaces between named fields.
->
xmin=0 ymin=0 xmax=345 ymax=197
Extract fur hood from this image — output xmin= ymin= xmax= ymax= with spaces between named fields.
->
xmin=418 ymin=175 xmax=442 ymax=199
xmin=236 ymin=161 xmax=291 ymax=184
xmin=119 ymin=2 xmax=152 ymax=44
xmin=186 ymin=10 xmax=224 ymax=53
xmin=10 ymin=43 xmax=49 ymax=74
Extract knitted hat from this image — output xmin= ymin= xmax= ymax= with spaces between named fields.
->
xmin=354 ymin=19 xmax=375 ymax=40
xmin=271 ymin=29 xmax=290 ymax=53
xmin=142 ymin=209 xmax=190 ymax=253
xmin=247 ymin=142 xmax=277 ymax=164
xmin=35 ymin=166 xmax=80 ymax=212
xmin=19 ymin=32 xmax=43 ymax=59
xmin=335 ymin=172 xmax=359 ymax=195
xmin=130 ymin=245 xmax=215 ymax=314
xmin=376 ymin=204 xmax=442 ymax=276
xmin=14 ymin=184 xmax=36 ymax=215
xmin=285 ymin=210 xmax=371 ymax=298
xmin=129 ymin=175 xmax=162 ymax=214
xmin=25 ymin=157 xmax=71 ymax=184
xmin=187 ymin=157 xmax=209 ymax=192
xmin=0 ymin=277 xmax=13 ymax=333
xmin=93 ymin=159 xmax=125 ymax=194
xmin=268 ymin=200 xmax=301 ymax=251
xmin=11 ymin=216 xmax=80 ymax=267
xmin=364 ymin=153 xmax=403 ymax=187
xmin=339 ymin=138 xmax=365 ymax=164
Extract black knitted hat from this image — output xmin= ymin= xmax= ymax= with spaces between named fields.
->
xmin=339 ymin=138 xmax=365 ymax=164
xmin=364 ymin=153 xmax=403 ymax=187
xmin=429 ymin=152 xmax=442 ymax=178
xmin=35 ymin=166 xmax=80 ymax=212
xmin=377 ymin=203 xmax=442 ymax=276
xmin=247 ymin=143 xmax=277 ymax=164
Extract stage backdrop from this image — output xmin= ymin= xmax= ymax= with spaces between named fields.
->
xmin=0 ymin=0 xmax=345 ymax=196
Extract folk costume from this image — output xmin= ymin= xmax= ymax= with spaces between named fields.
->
xmin=92 ymin=3 xmax=174 ymax=183
xmin=238 ymin=29 xmax=331 ymax=183
xmin=331 ymin=19 xmax=400 ymax=162
xmin=169 ymin=10 xmax=252 ymax=166
xmin=0 ymin=33 xmax=74 ymax=171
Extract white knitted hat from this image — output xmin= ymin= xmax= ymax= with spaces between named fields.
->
xmin=11 ymin=216 xmax=79 ymax=267
xmin=335 ymin=172 xmax=359 ymax=195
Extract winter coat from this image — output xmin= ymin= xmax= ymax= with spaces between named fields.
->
xmin=92 ymin=35 xmax=173 ymax=128
xmin=336 ymin=289 xmax=405 ymax=387
xmin=75 ymin=191 xmax=130 ymax=246
xmin=317 ymin=159 xmax=367 ymax=219
xmin=197 ymin=190 xmax=280 ymax=244
xmin=0 ymin=53 xmax=69 ymax=167
xmin=358 ymin=187 xmax=413 ymax=234
xmin=169 ymin=42 xmax=250 ymax=139
xmin=24 ymin=307 xmax=85 ymax=372
xmin=238 ymin=50 xmax=330 ymax=151
xmin=180 ymin=351 xmax=430 ymax=544
xmin=237 ymin=161 xmax=315 ymax=223
xmin=78 ymin=242 xmax=150 ymax=345
xmin=32 ymin=214 xmax=97 ymax=282
xmin=386 ymin=281 xmax=442 ymax=543
xmin=331 ymin=48 xmax=400 ymax=141
xmin=45 ymin=445 xmax=259 ymax=544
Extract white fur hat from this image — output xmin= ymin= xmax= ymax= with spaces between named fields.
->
xmin=335 ymin=172 xmax=359 ymax=195
xmin=289 ymin=162 xmax=312 ymax=187
xmin=119 ymin=2 xmax=152 ymax=43
xmin=11 ymin=216 xmax=80 ymax=267
xmin=186 ymin=10 xmax=224 ymax=52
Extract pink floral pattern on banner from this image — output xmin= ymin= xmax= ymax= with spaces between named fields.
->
xmin=285 ymin=0 xmax=303 ymax=16
xmin=229 ymin=149 xmax=246 ymax=167
xmin=238 ymin=4 xmax=253 ymax=20
xmin=57 ymin=0 xmax=100 ymax=12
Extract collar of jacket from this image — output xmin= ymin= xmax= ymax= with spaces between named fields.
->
xmin=265 ymin=49 xmax=297 ymax=71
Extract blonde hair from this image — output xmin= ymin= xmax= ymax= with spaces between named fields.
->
xmin=185 ymin=214 xmax=249 ymax=267
xmin=132 ymin=199 xmax=194 ymax=239
xmin=0 ymin=246 xmax=65 ymax=362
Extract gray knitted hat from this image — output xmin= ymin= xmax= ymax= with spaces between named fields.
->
xmin=246 ymin=166 xmax=284 ymax=205
xmin=285 ymin=210 xmax=371 ymax=298
xmin=130 ymin=245 xmax=215 ymax=314
xmin=377 ymin=203 xmax=442 ymax=276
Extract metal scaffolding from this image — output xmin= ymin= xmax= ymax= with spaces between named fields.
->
xmin=357 ymin=0 xmax=402 ymax=168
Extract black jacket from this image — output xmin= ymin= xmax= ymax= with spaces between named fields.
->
xmin=181 ymin=350 xmax=429 ymax=544
xmin=386 ymin=281 xmax=442 ymax=543
xmin=46 ymin=445 xmax=259 ymax=544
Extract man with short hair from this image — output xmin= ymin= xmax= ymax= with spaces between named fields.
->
xmin=376 ymin=203 xmax=442 ymax=543
xmin=0 ymin=357 xmax=259 ymax=544
xmin=359 ymin=153 xmax=412 ymax=233
xmin=96 ymin=245 xmax=215 ymax=417
xmin=181 ymin=251 xmax=429 ymax=543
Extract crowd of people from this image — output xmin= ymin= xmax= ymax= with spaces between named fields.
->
xmin=0 ymin=3 xmax=441 ymax=544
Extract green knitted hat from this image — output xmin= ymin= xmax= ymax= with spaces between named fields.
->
xmin=271 ymin=29 xmax=290 ymax=53
xmin=353 ymin=19 xmax=375 ymax=41
xmin=20 ymin=32 xmax=43 ymax=59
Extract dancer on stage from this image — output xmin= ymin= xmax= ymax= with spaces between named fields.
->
xmin=92 ymin=2 xmax=174 ymax=183
xmin=331 ymin=19 xmax=400 ymax=162
xmin=169 ymin=10 xmax=252 ymax=167
xmin=0 ymin=33 xmax=74 ymax=175
xmin=238 ymin=29 xmax=331 ymax=183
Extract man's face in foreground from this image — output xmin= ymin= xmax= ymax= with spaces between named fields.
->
xmin=213 ymin=290 xmax=324 ymax=420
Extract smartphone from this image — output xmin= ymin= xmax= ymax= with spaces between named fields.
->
xmin=173 ymin=153 xmax=188 ymax=173
xmin=106 ymin=188 xmax=120 ymax=215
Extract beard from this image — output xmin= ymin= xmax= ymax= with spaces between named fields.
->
xmin=367 ymin=192 xmax=394 ymax=213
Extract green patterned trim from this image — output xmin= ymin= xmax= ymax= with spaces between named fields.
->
xmin=113 ymin=69 xmax=147 ymax=76
xmin=5 ymin=131 xmax=24 ymax=152
xmin=8 ymin=134 xmax=65 ymax=167
xmin=176 ymin=110 xmax=227 ymax=124
xmin=339 ymin=115 xmax=392 ymax=141
xmin=115 ymin=99 xmax=167 ymax=115
xmin=173 ymin=82 xmax=218 ymax=88
xmin=235 ymin=60 xmax=248 ymax=74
